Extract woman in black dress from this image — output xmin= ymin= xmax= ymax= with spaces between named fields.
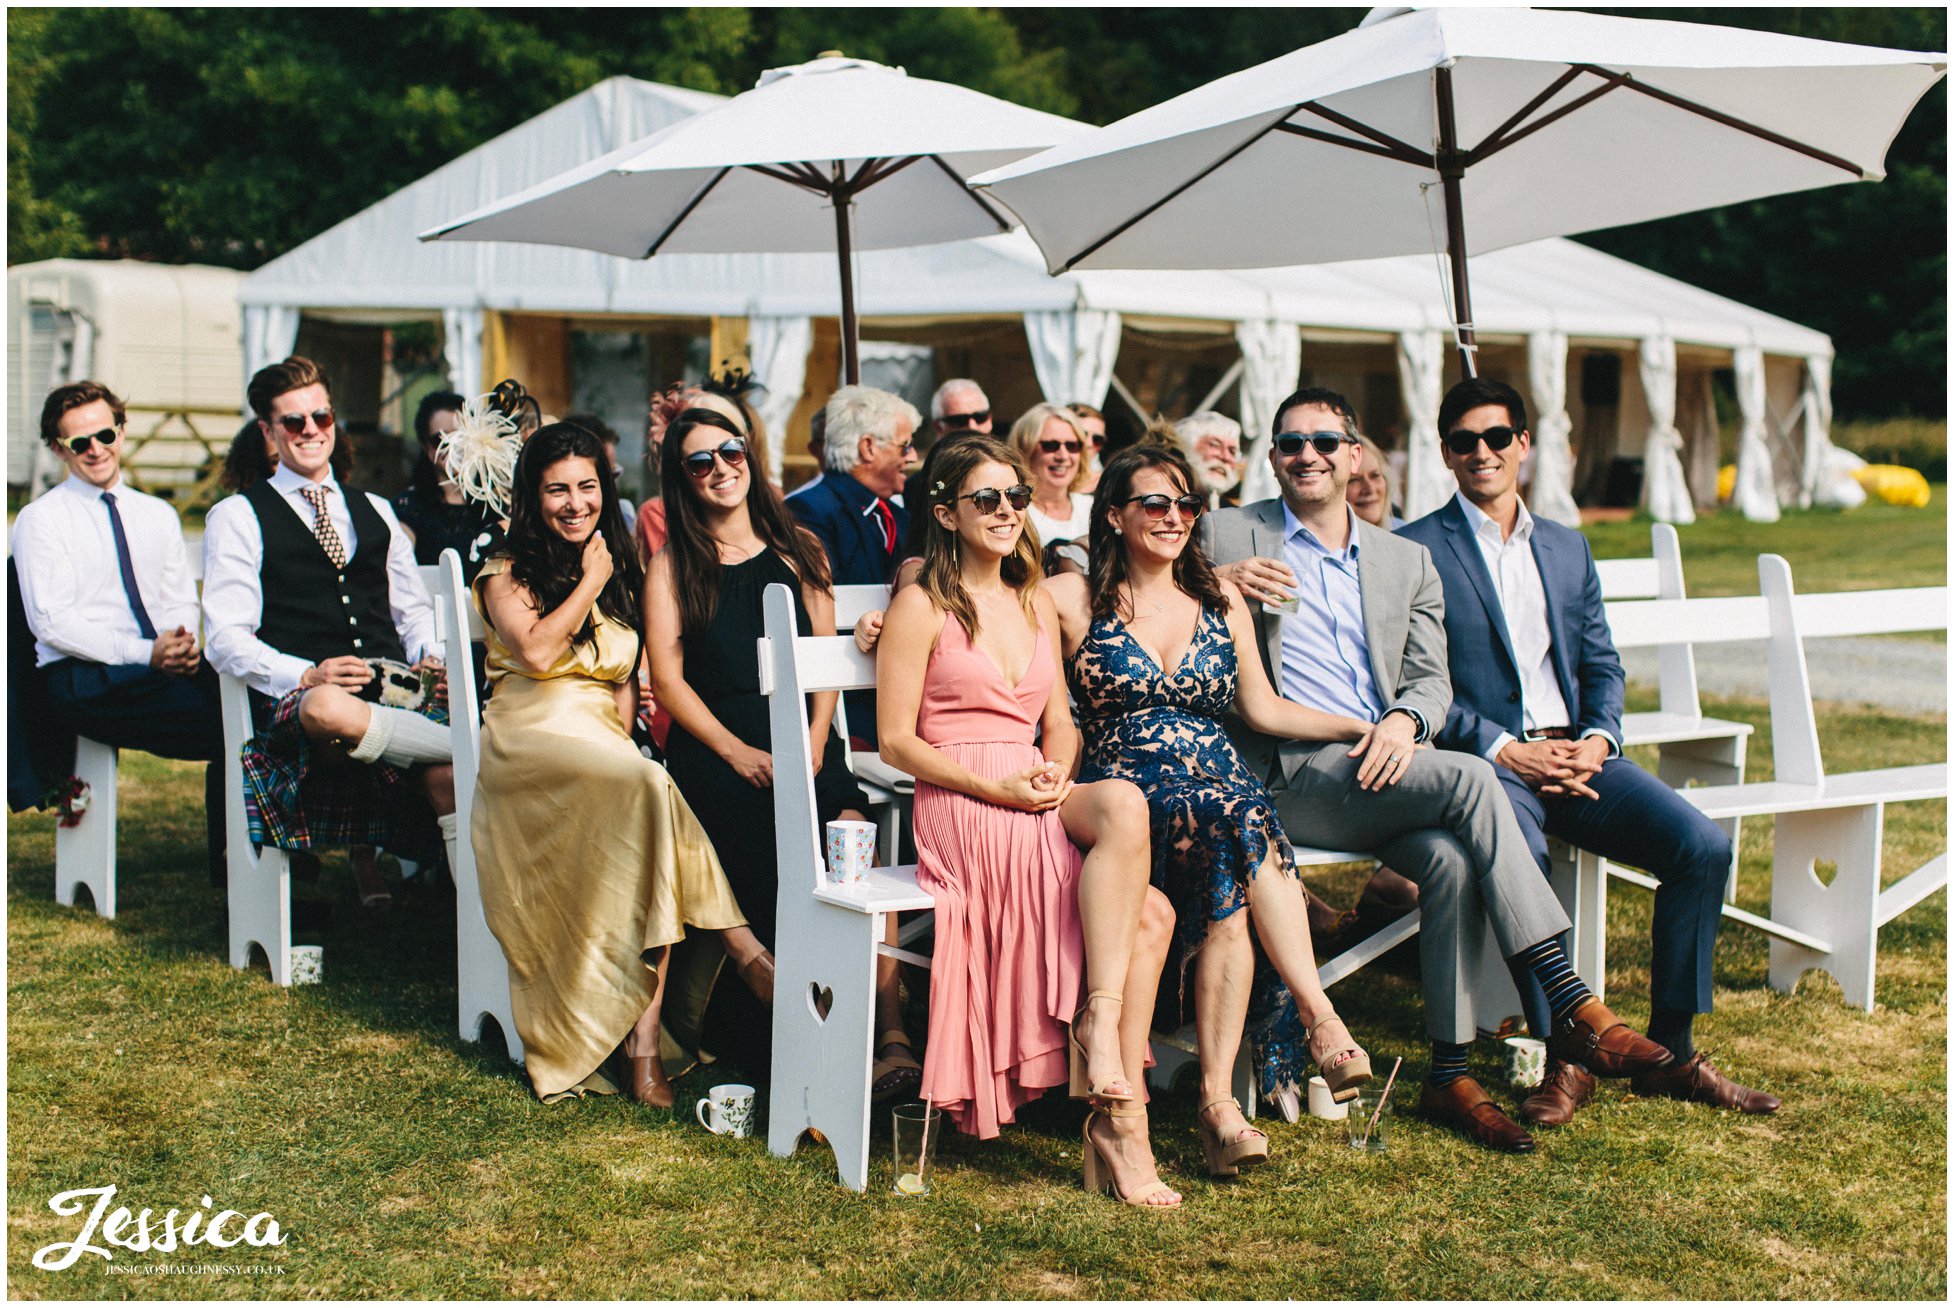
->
xmin=643 ymin=404 xmax=921 ymax=1091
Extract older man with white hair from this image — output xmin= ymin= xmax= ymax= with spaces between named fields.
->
xmin=929 ymin=378 xmax=992 ymax=439
xmin=1174 ymin=410 xmax=1246 ymax=506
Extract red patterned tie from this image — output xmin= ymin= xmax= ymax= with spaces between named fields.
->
xmin=873 ymin=498 xmax=896 ymax=555
xmin=301 ymin=485 xmax=348 ymax=568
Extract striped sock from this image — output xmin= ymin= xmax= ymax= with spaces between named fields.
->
xmin=1428 ymin=1040 xmax=1471 ymax=1089
xmin=1515 ymin=939 xmax=1593 ymax=1027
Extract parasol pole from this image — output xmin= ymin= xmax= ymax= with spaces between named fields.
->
xmin=1434 ymin=65 xmax=1478 ymax=379
xmin=832 ymin=179 xmax=861 ymax=385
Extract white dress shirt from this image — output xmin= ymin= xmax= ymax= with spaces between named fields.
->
xmin=202 ymin=465 xmax=441 ymax=698
xmin=1455 ymin=492 xmax=1616 ymax=762
xmin=11 ymin=473 xmax=200 ymax=668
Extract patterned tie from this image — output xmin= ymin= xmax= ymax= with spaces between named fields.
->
xmin=873 ymin=498 xmax=897 ymax=556
xmin=301 ymin=485 xmax=348 ymax=568
xmin=99 ymin=491 xmax=157 ymax=640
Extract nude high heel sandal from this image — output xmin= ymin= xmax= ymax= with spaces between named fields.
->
xmin=1082 ymin=1106 xmax=1182 ymax=1210
xmin=1308 ymin=1014 xmax=1373 ymax=1103
xmin=1068 ymin=990 xmax=1136 ymax=1103
xmin=1196 ymin=1096 xmax=1270 ymax=1178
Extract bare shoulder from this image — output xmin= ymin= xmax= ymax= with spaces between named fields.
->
xmin=884 ymin=579 xmax=939 ymax=625
xmin=1044 ymin=570 xmax=1089 ymax=615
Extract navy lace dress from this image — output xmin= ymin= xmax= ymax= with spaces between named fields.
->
xmin=1070 ymin=602 xmax=1309 ymax=1098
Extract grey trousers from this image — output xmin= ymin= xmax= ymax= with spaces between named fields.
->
xmin=1268 ymin=742 xmax=1571 ymax=1044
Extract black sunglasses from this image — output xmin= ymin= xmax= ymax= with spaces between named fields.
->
xmin=271 ymin=408 xmax=336 ymax=436
xmin=956 ymin=484 xmax=1033 ymax=514
xmin=1120 ymin=492 xmax=1205 ymax=520
xmin=682 ymin=440 xmax=749 ymax=479
xmin=63 ymin=425 xmax=121 ymax=455
xmin=940 ymin=409 xmax=991 ymax=430
xmin=1274 ymin=431 xmax=1355 ymax=457
xmin=1443 ymin=425 xmax=1522 ymax=455
xmin=1037 ymin=438 xmax=1083 ymax=455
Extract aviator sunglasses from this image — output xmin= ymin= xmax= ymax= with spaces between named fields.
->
xmin=63 ymin=425 xmax=122 ymax=455
xmin=271 ymin=408 xmax=336 ymax=436
xmin=1119 ymin=492 xmax=1205 ymax=520
xmin=1275 ymin=431 xmax=1356 ymax=457
xmin=954 ymin=484 xmax=1033 ymax=514
xmin=1443 ymin=425 xmax=1522 ymax=456
xmin=682 ymin=440 xmax=750 ymax=479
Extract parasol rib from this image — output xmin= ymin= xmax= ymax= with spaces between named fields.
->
xmin=1273 ymin=121 xmax=1427 ymax=164
xmin=1469 ymin=66 xmax=1589 ymax=158
xmin=644 ymin=166 xmax=734 ymax=257
xmin=1294 ymin=101 xmax=1434 ymax=166
xmin=1570 ymin=65 xmax=1868 ymax=176
xmin=924 ymin=153 xmax=1014 ymax=232
xmin=1467 ymin=77 xmax=1624 ymax=165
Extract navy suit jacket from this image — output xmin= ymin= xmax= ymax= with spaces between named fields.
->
xmin=786 ymin=469 xmax=906 ymax=587
xmin=1397 ymin=497 xmax=1624 ymax=759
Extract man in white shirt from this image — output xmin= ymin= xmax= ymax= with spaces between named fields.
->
xmin=1401 ymin=377 xmax=1777 ymax=1128
xmin=203 ymin=357 xmax=458 ymax=880
xmin=11 ymin=380 xmax=226 ymax=881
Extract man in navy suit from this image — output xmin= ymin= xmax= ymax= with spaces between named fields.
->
xmin=788 ymin=384 xmax=918 ymax=745
xmin=1401 ymin=377 xmax=1779 ymax=1126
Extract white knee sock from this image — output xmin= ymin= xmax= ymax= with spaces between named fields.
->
xmin=437 ymin=812 xmax=460 ymax=877
xmin=348 ymin=705 xmax=451 ymax=767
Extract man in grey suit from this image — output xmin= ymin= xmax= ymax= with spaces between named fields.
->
xmin=1203 ymin=386 xmax=1670 ymax=1152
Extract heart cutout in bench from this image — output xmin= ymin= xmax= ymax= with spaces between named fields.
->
xmin=808 ymin=982 xmax=834 ymax=1022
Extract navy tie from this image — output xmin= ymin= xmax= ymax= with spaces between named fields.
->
xmin=100 ymin=491 xmax=157 ymax=640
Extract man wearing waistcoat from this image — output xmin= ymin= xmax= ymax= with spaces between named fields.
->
xmin=202 ymin=357 xmax=457 ymax=882
xmin=1401 ymin=376 xmax=1778 ymax=1124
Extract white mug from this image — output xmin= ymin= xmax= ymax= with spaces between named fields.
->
xmin=1503 ymin=1036 xmax=1548 ymax=1090
xmin=288 ymin=945 xmax=324 ymax=986
xmin=824 ymin=820 xmax=877 ymax=885
xmin=1306 ymin=1074 xmax=1349 ymax=1121
xmin=695 ymin=1083 xmax=756 ymax=1138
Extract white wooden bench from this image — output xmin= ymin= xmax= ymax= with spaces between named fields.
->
xmin=759 ymin=580 xmax=933 ymax=1192
xmin=435 ymin=549 xmax=524 ymax=1064
xmin=1569 ymin=555 xmax=1946 ymax=1012
xmin=833 ymin=583 xmax=910 ymax=865
xmin=53 ymin=737 xmax=120 ymax=917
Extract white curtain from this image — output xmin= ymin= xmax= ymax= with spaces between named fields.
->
xmin=241 ymin=305 xmax=302 ymax=413
xmin=1800 ymin=352 xmax=1835 ymax=509
xmin=1730 ymin=345 xmax=1781 ymax=522
xmin=1637 ymin=336 xmax=1696 ymax=525
xmin=441 ymin=307 xmax=485 ymax=402
xmin=746 ymin=315 xmax=813 ymax=488
xmin=1524 ymin=330 xmax=1581 ymax=527
xmin=1024 ymin=309 xmax=1121 ymax=408
xmin=1235 ymin=319 xmax=1301 ymax=504
xmin=1396 ymin=328 xmax=1449 ymax=521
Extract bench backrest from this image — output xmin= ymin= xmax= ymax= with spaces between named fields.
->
xmin=761 ymin=581 xmax=879 ymax=894
xmin=1594 ymin=523 xmax=1702 ymax=718
xmin=435 ymin=550 xmax=486 ymax=818
xmin=1595 ymin=556 xmax=1660 ymax=600
xmin=834 ymin=584 xmax=889 ymax=633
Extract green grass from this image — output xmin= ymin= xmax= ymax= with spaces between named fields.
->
xmin=8 ymin=695 xmax=1946 ymax=1300
xmin=1833 ymin=418 xmax=1947 ymax=482
xmin=1582 ymin=484 xmax=1947 ymax=596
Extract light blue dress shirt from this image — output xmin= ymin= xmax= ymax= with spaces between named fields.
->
xmin=1276 ymin=502 xmax=1387 ymax=724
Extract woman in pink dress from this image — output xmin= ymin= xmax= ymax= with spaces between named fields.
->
xmin=876 ymin=435 xmax=1181 ymax=1209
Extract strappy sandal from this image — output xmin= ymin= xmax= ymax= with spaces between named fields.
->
xmin=1196 ymin=1095 xmax=1271 ymax=1177
xmin=736 ymin=950 xmax=775 ymax=1006
xmin=870 ymin=1029 xmax=923 ymax=1103
xmin=1307 ymin=1013 xmax=1373 ymax=1103
xmin=1068 ymin=990 xmax=1136 ymax=1104
xmin=1083 ymin=1106 xmax=1182 ymax=1210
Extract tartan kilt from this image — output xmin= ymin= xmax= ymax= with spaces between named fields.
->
xmin=240 ymin=689 xmax=449 ymax=863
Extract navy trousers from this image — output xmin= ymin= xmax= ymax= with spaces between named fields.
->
xmin=43 ymin=660 xmax=226 ymax=885
xmin=1498 ymin=756 xmax=1732 ymax=1039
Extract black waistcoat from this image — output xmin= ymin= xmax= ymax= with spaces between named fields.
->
xmin=243 ymin=480 xmax=407 ymax=666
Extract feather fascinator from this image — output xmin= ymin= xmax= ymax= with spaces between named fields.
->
xmin=436 ymin=379 xmax=530 ymax=514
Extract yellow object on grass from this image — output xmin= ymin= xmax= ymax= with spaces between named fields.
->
xmin=1851 ymin=463 xmax=1932 ymax=508
xmin=1717 ymin=464 xmax=1737 ymax=503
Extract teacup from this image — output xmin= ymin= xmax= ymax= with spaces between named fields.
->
xmin=1502 ymin=1036 xmax=1548 ymax=1090
xmin=288 ymin=945 xmax=324 ymax=986
xmin=825 ymin=820 xmax=877 ymax=885
xmin=696 ymin=1083 xmax=756 ymax=1138
xmin=1306 ymin=1074 xmax=1350 ymax=1121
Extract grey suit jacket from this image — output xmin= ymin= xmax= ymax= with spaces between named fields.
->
xmin=1200 ymin=497 xmax=1453 ymax=784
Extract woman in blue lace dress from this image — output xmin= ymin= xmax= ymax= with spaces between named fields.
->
xmin=1048 ymin=444 xmax=1384 ymax=1178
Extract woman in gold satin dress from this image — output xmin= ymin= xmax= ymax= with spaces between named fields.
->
xmin=472 ymin=421 xmax=760 ymax=1106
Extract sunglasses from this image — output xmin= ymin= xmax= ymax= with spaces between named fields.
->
xmin=271 ymin=408 xmax=336 ymax=436
xmin=682 ymin=440 xmax=750 ymax=479
xmin=1443 ymin=425 xmax=1522 ymax=455
xmin=1274 ymin=431 xmax=1355 ymax=457
xmin=1120 ymin=492 xmax=1205 ymax=520
xmin=956 ymin=484 xmax=1033 ymax=514
xmin=1038 ymin=439 xmax=1083 ymax=455
xmin=63 ymin=425 xmax=121 ymax=455
xmin=940 ymin=410 xmax=991 ymax=430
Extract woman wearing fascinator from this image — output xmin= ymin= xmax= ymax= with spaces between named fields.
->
xmin=470 ymin=420 xmax=762 ymax=1108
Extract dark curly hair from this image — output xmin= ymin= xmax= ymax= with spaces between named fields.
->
xmin=1086 ymin=443 xmax=1227 ymax=622
xmin=500 ymin=422 xmax=643 ymax=648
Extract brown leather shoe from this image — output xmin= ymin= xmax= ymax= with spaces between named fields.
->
xmin=1632 ymin=1052 xmax=1781 ymax=1115
xmin=1519 ymin=1058 xmax=1597 ymax=1127
xmin=1548 ymin=998 xmax=1674 ymax=1077
xmin=1417 ymin=1076 xmax=1535 ymax=1154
